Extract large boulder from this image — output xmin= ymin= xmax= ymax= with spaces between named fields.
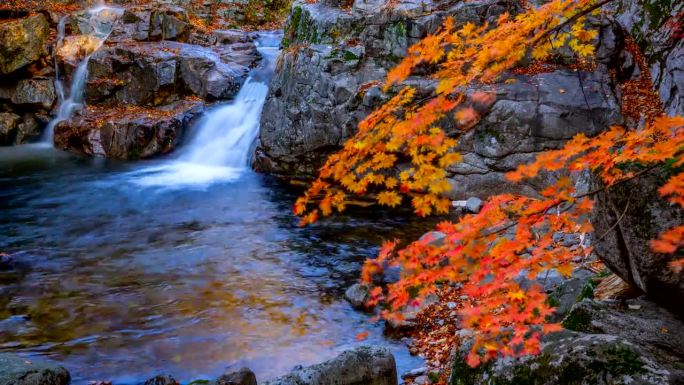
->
xmin=0 ymin=14 xmax=50 ymax=74
xmin=265 ymin=346 xmax=397 ymax=385
xmin=85 ymin=40 xmax=257 ymax=106
xmin=0 ymin=354 xmax=70 ymax=385
xmin=591 ymin=169 xmax=684 ymax=312
xmin=54 ymin=99 xmax=204 ymax=159
xmin=450 ymin=331 xmax=678 ymax=385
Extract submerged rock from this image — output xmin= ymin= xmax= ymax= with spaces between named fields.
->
xmin=266 ymin=346 xmax=397 ymax=385
xmin=54 ymin=99 xmax=204 ymax=159
xmin=0 ymin=353 xmax=70 ymax=385
xmin=217 ymin=367 xmax=257 ymax=385
xmin=0 ymin=14 xmax=50 ymax=74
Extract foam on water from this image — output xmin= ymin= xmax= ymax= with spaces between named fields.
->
xmin=129 ymin=34 xmax=279 ymax=188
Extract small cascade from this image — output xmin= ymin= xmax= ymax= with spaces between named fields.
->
xmin=43 ymin=3 xmax=123 ymax=144
xmin=129 ymin=32 xmax=282 ymax=188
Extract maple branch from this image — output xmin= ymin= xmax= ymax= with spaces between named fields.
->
xmin=531 ymin=0 xmax=616 ymax=48
xmin=594 ymin=192 xmax=632 ymax=243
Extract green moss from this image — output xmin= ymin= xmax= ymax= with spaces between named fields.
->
xmin=599 ymin=347 xmax=646 ymax=376
xmin=578 ymin=279 xmax=597 ymax=301
xmin=562 ymin=306 xmax=592 ymax=332
xmin=547 ymin=294 xmax=560 ymax=308
xmin=188 ymin=380 xmax=210 ymax=385
xmin=343 ymin=50 xmax=359 ymax=61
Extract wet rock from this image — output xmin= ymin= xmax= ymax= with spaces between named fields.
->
xmin=11 ymin=78 xmax=56 ymax=109
xmin=54 ymin=99 xmax=204 ymax=159
xmin=0 ymin=353 xmax=70 ymax=385
xmin=0 ymin=14 xmax=50 ymax=74
xmin=344 ymin=283 xmax=370 ymax=309
xmin=15 ymin=114 xmax=42 ymax=144
xmin=216 ymin=367 xmax=257 ymax=385
xmin=144 ymin=374 xmax=179 ymax=385
xmin=265 ymin=346 xmax=397 ymax=385
xmin=86 ymin=40 xmax=256 ymax=106
xmin=451 ymin=331 xmax=678 ymax=385
xmin=0 ymin=112 xmax=21 ymax=145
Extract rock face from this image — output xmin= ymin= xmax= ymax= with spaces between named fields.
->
xmin=0 ymin=353 xmax=70 ymax=385
xmin=0 ymin=14 xmax=50 ymax=75
xmin=266 ymin=346 xmax=397 ymax=385
xmin=255 ymin=0 xmax=522 ymax=176
xmin=48 ymin=2 xmax=261 ymax=158
xmin=217 ymin=367 xmax=258 ymax=385
xmin=54 ymin=100 xmax=204 ymax=159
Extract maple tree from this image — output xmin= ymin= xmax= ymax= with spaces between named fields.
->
xmin=295 ymin=0 xmax=684 ymax=367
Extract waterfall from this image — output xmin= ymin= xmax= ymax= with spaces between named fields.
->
xmin=43 ymin=3 xmax=123 ymax=144
xmin=129 ymin=33 xmax=282 ymax=188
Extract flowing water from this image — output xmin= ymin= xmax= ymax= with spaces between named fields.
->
xmin=43 ymin=4 xmax=123 ymax=144
xmin=0 ymin=33 xmax=427 ymax=384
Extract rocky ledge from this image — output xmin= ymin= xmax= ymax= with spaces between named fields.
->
xmin=54 ymin=99 xmax=204 ymax=159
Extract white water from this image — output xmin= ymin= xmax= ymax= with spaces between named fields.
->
xmin=130 ymin=35 xmax=281 ymax=188
xmin=43 ymin=3 xmax=123 ymax=144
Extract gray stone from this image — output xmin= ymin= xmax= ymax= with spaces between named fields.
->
xmin=0 ymin=14 xmax=50 ymax=74
xmin=11 ymin=78 xmax=56 ymax=109
xmin=465 ymin=197 xmax=483 ymax=214
xmin=15 ymin=114 xmax=42 ymax=144
xmin=563 ymin=297 xmax=684 ymax=363
xmin=265 ymin=346 xmax=397 ymax=385
xmin=591 ymin=169 xmax=684 ymax=310
xmin=418 ymin=231 xmax=446 ymax=247
xmin=0 ymin=353 xmax=70 ymax=385
xmin=217 ymin=367 xmax=257 ymax=385
xmin=344 ymin=283 xmax=370 ymax=309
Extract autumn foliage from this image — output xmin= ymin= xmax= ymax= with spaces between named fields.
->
xmin=294 ymin=0 xmax=684 ymax=366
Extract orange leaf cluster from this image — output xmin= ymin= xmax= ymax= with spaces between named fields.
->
xmin=295 ymin=0 xmax=684 ymax=367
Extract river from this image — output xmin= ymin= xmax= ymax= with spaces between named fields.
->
xmin=0 ymin=32 xmax=426 ymax=384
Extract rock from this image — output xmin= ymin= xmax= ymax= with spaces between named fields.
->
xmin=265 ymin=346 xmax=397 ymax=385
xmin=0 ymin=14 xmax=50 ymax=74
xmin=217 ymin=368 xmax=257 ymax=385
xmin=419 ymin=231 xmax=446 ymax=247
xmin=54 ymin=99 xmax=204 ymax=159
xmin=401 ymin=367 xmax=427 ymax=379
xmin=591 ymin=169 xmax=684 ymax=312
xmin=413 ymin=375 xmax=429 ymax=385
xmin=563 ymin=297 xmax=684 ymax=363
xmin=0 ymin=112 xmax=21 ymax=145
xmin=254 ymin=0 xmax=518 ymax=177
xmin=450 ymin=331 xmax=679 ymax=385
xmin=11 ymin=78 xmax=56 ymax=109
xmin=85 ymin=40 xmax=256 ymax=106
xmin=0 ymin=353 xmax=70 ymax=385
xmin=150 ymin=6 xmax=190 ymax=41
xmin=144 ymin=374 xmax=180 ymax=385
xmin=15 ymin=114 xmax=42 ymax=144
xmin=465 ymin=197 xmax=482 ymax=214
xmin=344 ymin=283 xmax=370 ymax=309
xmin=545 ymin=269 xmax=597 ymax=322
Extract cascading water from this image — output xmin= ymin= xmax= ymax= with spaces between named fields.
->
xmin=130 ymin=33 xmax=282 ymax=187
xmin=43 ymin=3 xmax=123 ymax=144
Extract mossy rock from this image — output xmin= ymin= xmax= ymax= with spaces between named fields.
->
xmin=450 ymin=331 xmax=671 ymax=385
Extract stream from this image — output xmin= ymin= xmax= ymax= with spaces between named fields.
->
xmin=0 ymin=31 xmax=426 ymax=384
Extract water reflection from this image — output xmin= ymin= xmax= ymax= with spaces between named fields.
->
xmin=0 ymin=147 xmax=429 ymax=384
